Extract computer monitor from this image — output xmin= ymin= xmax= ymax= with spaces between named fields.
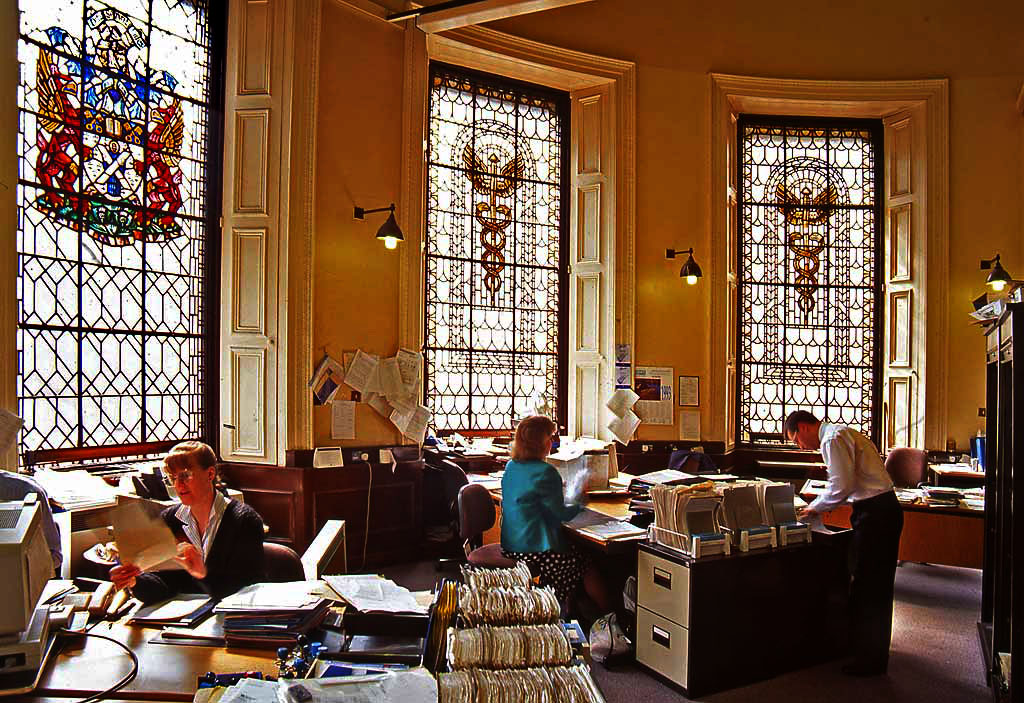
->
xmin=0 ymin=496 xmax=51 ymax=635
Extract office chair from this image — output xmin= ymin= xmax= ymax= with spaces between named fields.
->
xmin=263 ymin=542 xmax=304 ymax=582
xmin=457 ymin=483 xmax=518 ymax=569
xmin=885 ymin=447 xmax=928 ymax=488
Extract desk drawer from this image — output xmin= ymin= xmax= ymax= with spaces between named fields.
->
xmin=638 ymin=549 xmax=689 ymax=626
xmin=637 ymin=606 xmax=688 ymax=688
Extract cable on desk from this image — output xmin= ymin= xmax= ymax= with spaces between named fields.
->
xmin=59 ymin=628 xmax=139 ymax=703
xmin=360 ymin=460 xmax=373 ymax=568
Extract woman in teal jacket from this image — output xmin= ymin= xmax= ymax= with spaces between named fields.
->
xmin=501 ymin=415 xmax=612 ymax=612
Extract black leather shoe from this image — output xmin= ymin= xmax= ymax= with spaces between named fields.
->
xmin=842 ymin=663 xmax=887 ymax=677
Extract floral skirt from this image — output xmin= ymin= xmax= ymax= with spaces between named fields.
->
xmin=501 ymin=546 xmax=590 ymax=606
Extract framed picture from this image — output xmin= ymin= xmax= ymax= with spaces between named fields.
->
xmin=677 ymin=375 xmax=699 ymax=407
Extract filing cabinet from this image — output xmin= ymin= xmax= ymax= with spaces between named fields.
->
xmin=635 ymin=534 xmax=852 ymax=697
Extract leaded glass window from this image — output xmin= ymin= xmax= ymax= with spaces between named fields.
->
xmin=425 ymin=63 xmax=569 ymax=431
xmin=737 ymin=117 xmax=883 ymax=445
xmin=16 ymin=0 xmax=221 ymax=462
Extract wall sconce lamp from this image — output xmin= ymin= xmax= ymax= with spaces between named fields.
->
xmin=981 ymin=254 xmax=1015 ymax=292
xmin=666 ymin=247 xmax=703 ymax=285
xmin=354 ymin=203 xmax=404 ymax=249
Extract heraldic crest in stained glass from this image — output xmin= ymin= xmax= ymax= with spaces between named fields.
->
xmin=460 ymin=121 xmax=526 ymax=303
xmin=766 ymin=156 xmax=847 ymax=316
xmin=33 ymin=8 xmax=185 ymax=247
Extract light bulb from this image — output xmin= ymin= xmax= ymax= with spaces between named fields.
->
xmin=383 ymin=237 xmax=398 ymax=250
xmin=990 ymin=280 xmax=1006 ymax=292
xmin=686 ymin=275 xmax=698 ymax=285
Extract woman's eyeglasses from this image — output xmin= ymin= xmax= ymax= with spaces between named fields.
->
xmin=164 ymin=469 xmax=195 ymax=485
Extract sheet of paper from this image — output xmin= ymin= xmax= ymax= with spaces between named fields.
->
xmin=607 ymin=410 xmax=640 ymax=445
xmin=615 ymin=344 xmax=632 ymax=364
xmin=679 ymin=408 xmax=701 ymax=441
xmin=378 ymin=357 xmax=405 ymax=399
xmin=366 ymin=392 xmax=394 ymax=419
xmin=0 ymin=408 xmax=23 ymax=454
xmin=390 ymin=404 xmax=430 ymax=444
xmin=324 ymin=574 xmax=428 ymax=614
xmin=331 ymin=400 xmax=356 ymax=440
xmin=396 ymin=348 xmax=422 ymax=389
xmin=218 ymin=677 xmax=279 ymax=703
xmin=309 ymin=355 xmax=345 ymax=405
xmin=217 ymin=581 xmax=325 ymax=611
xmin=130 ymin=594 xmax=211 ymax=622
xmin=112 ymin=500 xmax=180 ymax=572
xmin=634 ymin=366 xmax=674 ymax=425
xmin=343 ymin=350 xmax=380 ymax=393
xmin=677 ymin=376 xmax=699 ymax=406
xmin=606 ymin=388 xmax=639 ymax=416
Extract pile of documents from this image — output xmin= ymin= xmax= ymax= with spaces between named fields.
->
xmin=32 ymin=468 xmax=118 ymax=510
xmin=214 ymin=581 xmax=332 ymax=647
xmin=324 ymin=574 xmax=428 ymax=615
xmin=756 ymin=482 xmax=799 ymax=524
xmin=650 ymin=482 xmax=721 ymax=551
xmin=565 ymin=508 xmax=646 ymax=542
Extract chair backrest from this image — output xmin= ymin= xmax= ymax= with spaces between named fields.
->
xmin=885 ymin=447 xmax=928 ymax=488
xmin=439 ymin=459 xmax=470 ymax=504
xmin=458 ymin=483 xmax=496 ymax=542
xmin=263 ymin=542 xmax=304 ymax=582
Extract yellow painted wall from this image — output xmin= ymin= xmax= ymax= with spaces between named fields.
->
xmin=314 ymin=0 xmax=1024 ymax=449
xmin=313 ymin=2 xmax=406 ymax=446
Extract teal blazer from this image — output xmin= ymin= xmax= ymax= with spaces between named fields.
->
xmin=500 ymin=459 xmax=582 ymax=553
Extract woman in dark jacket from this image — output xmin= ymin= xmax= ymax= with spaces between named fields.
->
xmin=110 ymin=441 xmax=265 ymax=604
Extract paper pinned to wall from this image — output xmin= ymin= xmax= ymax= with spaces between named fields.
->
xmin=331 ymin=400 xmax=356 ymax=440
xmin=390 ymin=404 xmax=431 ymax=445
xmin=366 ymin=392 xmax=394 ymax=419
xmin=378 ymin=357 xmax=405 ymax=399
xmin=608 ymin=410 xmax=641 ymax=446
xmin=309 ymin=355 xmax=345 ymax=405
xmin=679 ymin=408 xmax=701 ymax=441
xmin=634 ymin=366 xmax=673 ymax=425
xmin=0 ymin=409 xmax=24 ymax=454
xmin=343 ymin=350 xmax=379 ymax=393
xmin=396 ymin=348 xmax=422 ymax=389
xmin=606 ymin=388 xmax=639 ymax=417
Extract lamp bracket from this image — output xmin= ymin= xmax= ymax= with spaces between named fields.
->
xmin=354 ymin=203 xmax=395 ymax=220
xmin=666 ymin=247 xmax=694 ymax=259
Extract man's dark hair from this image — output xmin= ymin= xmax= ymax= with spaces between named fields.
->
xmin=783 ymin=410 xmax=820 ymax=438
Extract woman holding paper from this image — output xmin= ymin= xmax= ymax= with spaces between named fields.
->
xmin=109 ymin=441 xmax=265 ymax=604
xmin=500 ymin=415 xmax=613 ymax=614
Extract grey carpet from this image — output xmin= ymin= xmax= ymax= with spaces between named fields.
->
xmin=382 ymin=560 xmax=989 ymax=702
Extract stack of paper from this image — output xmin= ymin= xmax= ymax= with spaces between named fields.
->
xmin=33 ymin=469 xmax=118 ymax=510
xmin=324 ymin=574 xmax=428 ymax=615
xmin=756 ymin=483 xmax=798 ymax=524
xmin=606 ymin=389 xmax=640 ymax=445
xmin=215 ymin=581 xmax=332 ymax=647
xmin=129 ymin=594 xmax=213 ymax=627
xmin=565 ymin=508 xmax=646 ymax=541
xmin=720 ymin=485 xmax=766 ymax=531
xmin=650 ymin=483 xmax=721 ymax=551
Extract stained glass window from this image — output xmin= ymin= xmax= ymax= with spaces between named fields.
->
xmin=737 ymin=117 xmax=883 ymax=445
xmin=425 ymin=63 xmax=569 ymax=431
xmin=16 ymin=0 xmax=220 ymax=462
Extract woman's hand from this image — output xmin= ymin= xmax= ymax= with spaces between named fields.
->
xmin=174 ymin=542 xmax=207 ymax=579
xmin=110 ymin=562 xmax=141 ymax=591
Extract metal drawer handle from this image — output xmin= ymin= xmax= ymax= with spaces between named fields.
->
xmin=652 ymin=624 xmax=671 ymax=649
xmin=653 ymin=567 xmax=672 ymax=589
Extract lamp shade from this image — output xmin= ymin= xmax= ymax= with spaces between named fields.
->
xmin=679 ymin=253 xmax=703 ymax=285
xmin=986 ymin=256 xmax=1012 ymax=292
xmin=375 ymin=210 xmax=404 ymax=249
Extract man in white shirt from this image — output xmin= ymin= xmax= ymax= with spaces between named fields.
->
xmin=785 ymin=410 xmax=904 ymax=677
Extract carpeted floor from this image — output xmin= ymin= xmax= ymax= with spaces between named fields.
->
xmin=382 ymin=560 xmax=990 ymax=703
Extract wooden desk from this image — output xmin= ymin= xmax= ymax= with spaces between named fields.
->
xmin=485 ymin=488 xmax=642 ymax=555
xmin=820 ymin=502 xmax=984 ymax=569
xmin=30 ymin=622 xmax=275 ymax=702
